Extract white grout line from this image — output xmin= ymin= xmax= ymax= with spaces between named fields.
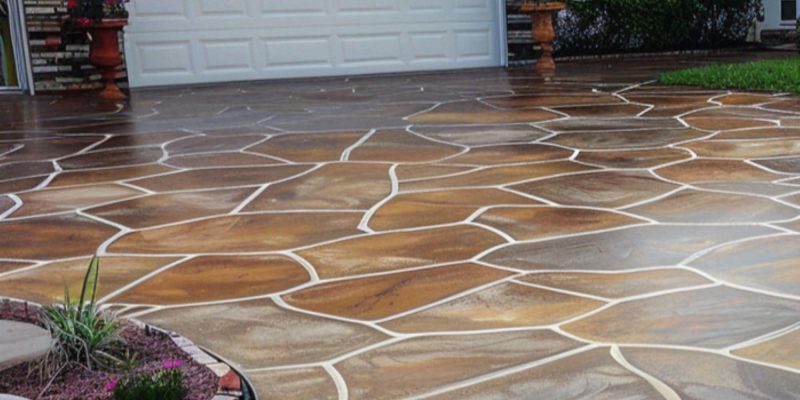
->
xmin=467 ymin=221 xmax=515 ymax=243
xmin=610 ymin=346 xmax=681 ymax=400
xmin=281 ymin=251 xmax=321 ymax=282
xmin=725 ymin=321 xmax=800 ymax=353
xmin=510 ymin=279 xmax=612 ymax=303
xmin=3 ymin=75 xmax=800 ymax=391
xmin=371 ymin=275 xmax=522 ymax=325
xmin=323 ymin=364 xmax=349 ymax=400
xmin=228 ymin=164 xmax=326 ymax=215
xmin=272 ymin=296 xmax=401 ymax=338
xmin=358 ymin=164 xmax=398 ymax=233
xmin=409 ymin=345 xmax=599 ymax=400
xmin=0 ymin=194 xmax=22 ymax=219
xmin=340 ymin=129 xmax=376 ymax=162
xmin=98 ymin=256 xmax=194 ymax=304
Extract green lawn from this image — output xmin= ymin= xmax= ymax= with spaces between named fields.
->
xmin=658 ymin=58 xmax=800 ymax=94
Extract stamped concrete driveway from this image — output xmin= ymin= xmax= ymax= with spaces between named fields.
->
xmin=1 ymin=52 xmax=800 ymax=399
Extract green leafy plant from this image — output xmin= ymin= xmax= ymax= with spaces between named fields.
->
xmin=114 ymin=349 xmax=141 ymax=373
xmin=110 ymin=362 xmax=188 ymax=400
xmin=553 ymin=0 xmax=761 ymax=55
xmin=41 ymin=256 xmax=125 ymax=374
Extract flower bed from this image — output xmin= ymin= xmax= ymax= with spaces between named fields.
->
xmin=0 ymin=300 xmax=237 ymax=400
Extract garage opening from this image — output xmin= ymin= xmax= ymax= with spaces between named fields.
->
xmin=124 ymin=0 xmax=505 ymax=88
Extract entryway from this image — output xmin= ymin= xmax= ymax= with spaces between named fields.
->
xmin=124 ymin=0 xmax=506 ymax=88
xmin=0 ymin=0 xmax=31 ymax=93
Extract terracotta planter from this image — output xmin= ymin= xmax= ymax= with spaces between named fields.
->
xmin=520 ymin=2 xmax=567 ymax=74
xmin=88 ymin=18 xmax=128 ymax=100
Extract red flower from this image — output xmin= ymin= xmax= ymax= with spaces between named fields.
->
xmin=161 ymin=359 xmax=184 ymax=369
xmin=67 ymin=0 xmax=78 ymax=7
xmin=104 ymin=378 xmax=118 ymax=392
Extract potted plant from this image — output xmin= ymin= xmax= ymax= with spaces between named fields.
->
xmin=67 ymin=0 xmax=129 ymax=100
xmin=520 ymin=0 xmax=567 ymax=74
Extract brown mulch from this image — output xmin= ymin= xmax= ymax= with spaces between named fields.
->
xmin=0 ymin=301 xmax=218 ymax=400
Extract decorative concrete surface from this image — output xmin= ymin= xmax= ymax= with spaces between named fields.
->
xmin=0 ymin=321 xmax=51 ymax=372
xmin=1 ymin=52 xmax=800 ymax=399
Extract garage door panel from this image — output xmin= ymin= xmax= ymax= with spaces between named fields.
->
xmin=197 ymin=0 xmax=249 ymax=16
xmin=127 ymin=43 xmax=195 ymax=86
xmin=340 ymin=34 xmax=403 ymax=65
xmin=456 ymin=29 xmax=493 ymax=60
xmin=335 ymin=0 xmax=397 ymax=14
xmin=456 ymin=0 xmax=494 ymax=11
xmin=128 ymin=0 xmax=188 ymax=18
xmin=200 ymin=39 xmax=255 ymax=73
xmin=128 ymin=8 xmax=495 ymax=32
xmin=125 ymin=0 xmax=501 ymax=87
xmin=407 ymin=0 xmax=449 ymax=12
xmin=260 ymin=0 xmax=328 ymax=17
xmin=264 ymin=37 xmax=333 ymax=68
xmin=135 ymin=41 xmax=193 ymax=75
xmin=408 ymin=31 xmax=451 ymax=62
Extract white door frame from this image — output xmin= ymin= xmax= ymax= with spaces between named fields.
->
xmin=1 ymin=0 xmax=33 ymax=93
xmin=497 ymin=0 xmax=508 ymax=67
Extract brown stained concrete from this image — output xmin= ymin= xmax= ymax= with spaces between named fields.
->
xmin=1 ymin=50 xmax=799 ymax=398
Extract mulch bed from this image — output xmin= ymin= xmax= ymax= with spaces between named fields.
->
xmin=0 ymin=301 xmax=218 ymax=400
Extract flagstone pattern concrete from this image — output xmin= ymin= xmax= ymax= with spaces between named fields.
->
xmin=1 ymin=52 xmax=800 ymax=399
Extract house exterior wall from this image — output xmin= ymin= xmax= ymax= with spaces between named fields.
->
xmin=762 ymin=0 xmax=798 ymax=30
xmin=758 ymin=0 xmax=799 ymax=44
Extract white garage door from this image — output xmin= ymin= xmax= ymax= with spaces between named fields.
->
xmin=124 ymin=0 xmax=504 ymax=88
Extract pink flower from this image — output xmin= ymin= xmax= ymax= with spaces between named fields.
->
xmin=104 ymin=378 xmax=118 ymax=392
xmin=161 ymin=359 xmax=184 ymax=369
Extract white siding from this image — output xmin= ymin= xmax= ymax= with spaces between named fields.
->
xmin=760 ymin=0 xmax=799 ymax=32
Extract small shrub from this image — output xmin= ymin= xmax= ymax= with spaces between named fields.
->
xmin=554 ymin=0 xmax=761 ymax=55
xmin=41 ymin=256 xmax=125 ymax=373
xmin=110 ymin=361 xmax=188 ymax=400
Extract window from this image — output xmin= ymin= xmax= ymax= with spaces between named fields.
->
xmin=782 ymin=0 xmax=797 ymax=21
